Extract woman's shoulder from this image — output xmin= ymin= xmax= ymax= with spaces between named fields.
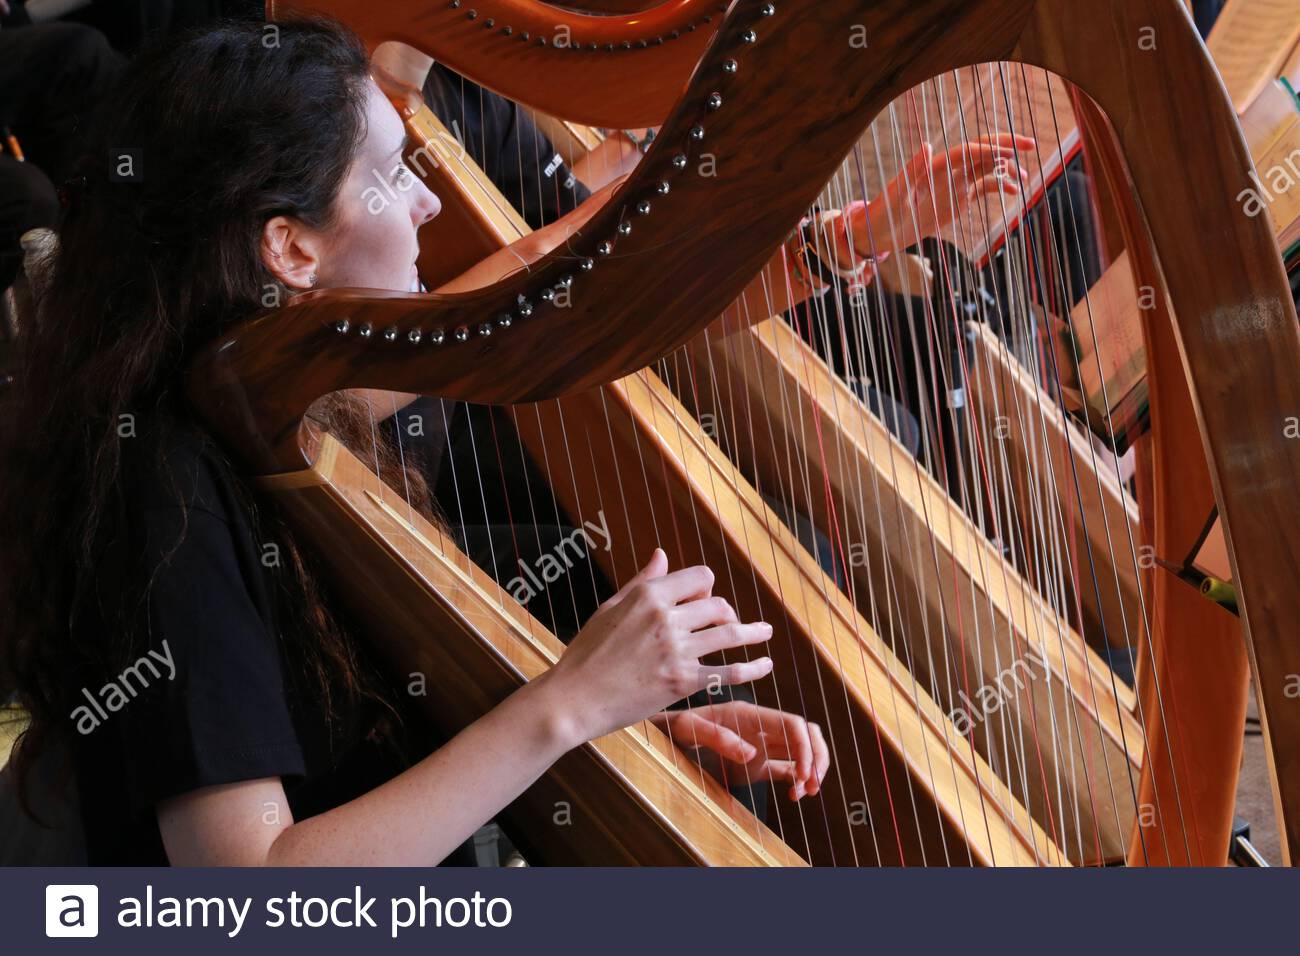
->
xmin=122 ymin=417 xmax=247 ymax=526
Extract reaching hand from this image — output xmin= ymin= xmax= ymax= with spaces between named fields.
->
xmin=654 ymin=700 xmax=831 ymax=801
xmin=853 ymin=133 xmax=1036 ymax=255
xmin=549 ymin=549 xmax=775 ymax=746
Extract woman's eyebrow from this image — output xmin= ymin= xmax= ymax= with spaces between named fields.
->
xmin=386 ymin=135 xmax=413 ymax=164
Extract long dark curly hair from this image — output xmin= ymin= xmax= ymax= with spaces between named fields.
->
xmin=0 ymin=18 xmax=432 ymax=810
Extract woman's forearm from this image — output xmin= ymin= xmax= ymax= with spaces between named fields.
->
xmin=264 ymin=670 xmax=581 ymax=866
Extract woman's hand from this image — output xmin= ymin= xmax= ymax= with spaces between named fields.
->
xmin=545 ymin=549 xmax=775 ymax=748
xmin=652 ymin=700 xmax=831 ymax=801
xmin=852 ymin=134 xmax=1036 ymax=255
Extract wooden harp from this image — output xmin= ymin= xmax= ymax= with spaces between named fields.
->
xmin=190 ymin=0 xmax=1300 ymax=865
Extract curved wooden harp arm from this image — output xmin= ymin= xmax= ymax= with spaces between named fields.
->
xmin=268 ymin=0 xmax=724 ymax=127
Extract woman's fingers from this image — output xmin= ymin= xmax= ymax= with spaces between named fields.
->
xmin=973 ymin=171 xmax=1024 ymax=200
xmin=672 ymin=594 xmax=738 ymax=632
xmin=694 ymin=657 xmax=773 ymax=694
xmin=666 ymin=711 xmax=757 ymax=764
xmin=755 ymin=760 xmax=814 ymax=801
xmin=809 ymin=722 xmax=830 ymax=793
xmin=603 ymin=547 xmax=668 ymax=609
xmin=945 ymin=146 xmax=1028 ymax=181
xmin=652 ymin=563 xmax=716 ymax=604
xmin=728 ymin=706 xmax=815 ymax=783
xmin=974 ymin=132 xmax=1037 ymax=152
xmin=690 ymin=621 xmax=773 ymax=657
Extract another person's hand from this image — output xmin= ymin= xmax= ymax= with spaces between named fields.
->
xmin=548 ymin=549 xmax=775 ymax=746
xmin=877 ymin=252 xmax=935 ymax=298
xmin=652 ymin=700 xmax=830 ymax=801
xmin=852 ymin=134 xmax=1036 ymax=254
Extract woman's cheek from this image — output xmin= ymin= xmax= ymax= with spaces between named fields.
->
xmin=357 ymin=198 xmax=416 ymax=289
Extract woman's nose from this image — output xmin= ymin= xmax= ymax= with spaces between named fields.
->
xmin=414 ymin=182 xmax=441 ymax=227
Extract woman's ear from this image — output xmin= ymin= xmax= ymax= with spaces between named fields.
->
xmin=261 ymin=215 xmax=323 ymax=290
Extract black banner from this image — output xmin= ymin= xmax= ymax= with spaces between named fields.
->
xmin=5 ymin=867 xmax=1294 ymax=952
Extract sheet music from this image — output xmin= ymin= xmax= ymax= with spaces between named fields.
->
xmin=1207 ymin=0 xmax=1300 ymax=113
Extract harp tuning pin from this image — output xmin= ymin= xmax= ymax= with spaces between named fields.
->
xmin=637 ymin=39 xmax=648 ymax=48
xmin=357 ymin=322 xmax=372 ymax=339
xmin=453 ymin=325 xmax=470 ymax=343
xmin=617 ymin=220 xmax=633 ymax=236
xmin=741 ymin=29 xmax=757 ymax=42
xmin=621 ymin=40 xmax=632 ymax=49
xmin=671 ymin=153 xmax=688 ymax=170
xmin=517 ymin=298 xmax=534 ymax=317
xmin=581 ymin=257 xmax=595 ymax=271
xmin=707 ymin=92 xmax=723 ymax=110
xmin=503 ymin=25 xmax=512 ymax=35
xmin=558 ymin=274 xmax=573 ymax=287
xmin=428 ymin=328 xmax=446 ymax=345
xmin=636 ymin=199 xmax=652 ymax=215
xmin=540 ymin=287 xmax=556 ymax=302
xmin=496 ymin=314 xmax=513 ymax=328
xmin=760 ymin=3 xmax=776 ymax=15
xmin=722 ymin=58 xmax=738 ymax=74
xmin=521 ymin=31 xmax=530 ymax=40
xmin=449 ymin=0 xmax=459 ymax=6
xmin=383 ymin=326 xmax=399 ymax=342
xmin=478 ymin=323 xmax=493 ymax=337
xmin=597 ymin=240 xmax=614 ymax=256
xmin=484 ymin=17 xmax=494 ymax=27
xmin=656 ymin=181 xmax=671 ymax=195
xmin=466 ymin=8 xmax=477 ymax=19
xmin=407 ymin=329 xmax=423 ymax=344
xmin=333 ymin=319 xmax=350 ymax=335
xmin=689 ymin=125 xmax=705 ymax=141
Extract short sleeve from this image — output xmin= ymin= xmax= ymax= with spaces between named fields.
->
xmin=109 ymin=458 xmax=305 ymax=815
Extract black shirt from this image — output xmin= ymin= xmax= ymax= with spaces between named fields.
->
xmin=71 ymin=424 xmax=474 ymax=865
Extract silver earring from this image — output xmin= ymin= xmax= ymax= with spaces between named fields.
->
xmin=308 ymin=273 xmax=318 ymax=287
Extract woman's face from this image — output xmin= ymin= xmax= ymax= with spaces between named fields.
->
xmin=263 ymin=78 xmax=441 ymax=293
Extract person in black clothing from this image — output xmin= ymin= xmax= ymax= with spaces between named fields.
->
xmin=0 ymin=19 xmax=829 ymax=866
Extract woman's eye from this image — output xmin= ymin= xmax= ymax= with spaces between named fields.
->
xmin=392 ymin=163 xmax=413 ymax=186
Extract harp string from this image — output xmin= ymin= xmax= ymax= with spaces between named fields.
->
xmin=987 ymin=63 xmax=1131 ymax=860
xmin=869 ymin=96 xmax=1036 ymax=862
xmin=695 ymin=302 xmax=834 ymax=858
xmin=987 ymin=61 xmax=1164 ymax=862
xmin=804 ymin=149 xmax=970 ymax=864
xmin=948 ymin=62 xmax=1121 ymax=863
xmin=934 ymin=71 xmax=1059 ymax=862
xmin=946 ymin=65 xmax=1081 ymax=862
